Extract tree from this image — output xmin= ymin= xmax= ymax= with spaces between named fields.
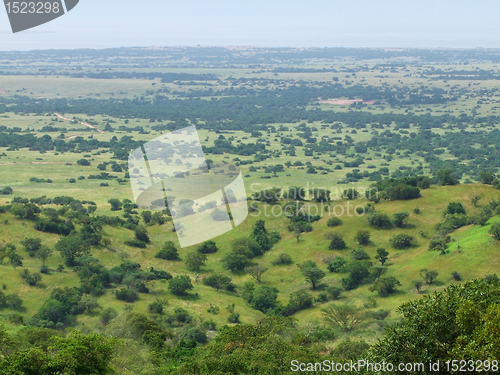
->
xmin=369 ymin=276 xmax=401 ymax=296
xmin=197 ymin=240 xmax=218 ymax=254
xmin=393 ymin=212 xmax=409 ymax=228
xmin=168 ymin=275 xmax=193 ymax=296
xmin=479 ymin=170 xmax=496 ymax=184
xmin=222 ymin=250 xmax=252 ymax=273
xmin=185 ymin=251 xmax=207 ymax=272
xmin=299 ymin=261 xmax=325 ymax=289
xmin=0 ymin=331 xmax=115 ymax=375
xmin=367 ymin=279 xmax=500 ymax=370
xmin=108 ymin=198 xmax=122 ymax=211
xmin=251 ymin=220 xmax=272 ymax=252
xmin=436 ymin=168 xmax=459 ymax=186
xmin=444 ymin=202 xmax=466 ymax=215
xmin=20 ymin=237 xmax=42 ymax=257
xmin=471 ymin=194 xmax=481 ymax=207
xmin=328 ymin=233 xmax=346 ymax=250
xmin=374 ymin=248 xmax=389 ymax=265
xmin=331 ymin=338 xmax=370 ymax=360
xmin=245 ymin=265 xmax=268 ymax=283
xmin=310 ymin=188 xmax=330 ymax=202
xmin=342 ymin=188 xmax=359 ymax=200
xmin=10 ymin=203 xmax=40 ymax=220
xmin=174 ymin=317 xmax=321 ymax=374
xmin=155 ymin=241 xmax=180 ymax=260
xmin=251 ymin=285 xmax=279 ymax=312
xmin=134 ymin=226 xmax=150 ymax=243
xmin=342 ymin=261 xmax=371 ymax=290
xmin=322 ymin=303 xmax=366 ymax=332
xmin=420 ymin=268 xmax=439 ymax=284
xmin=203 ymin=274 xmax=235 ymax=292
xmin=36 ymin=246 xmax=53 ymax=266
xmin=489 ymin=222 xmax=500 ymax=241
xmin=141 ymin=210 xmax=152 ymax=224
xmin=412 ymin=279 xmax=424 ymax=293
xmin=25 ymin=271 xmax=42 ymax=286
xmin=55 ymin=235 xmax=90 ymax=267
xmin=5 ymin=244 xmax=23 ymax=268
xmin=354 ymin=230 xmax=370 ymax=245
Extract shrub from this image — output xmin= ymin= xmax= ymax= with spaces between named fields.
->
xmin=69 ymin=178 xmax=76 ymax=184
xmin=100 ymin=307 xmax=118 ymax=325
xmin=148 ymin=301 xmax=164 ymax=314
xmin=489 ymin=222 xmax=500 ymax=241
xmin=77 ymin=159 xmax=91 ymax=166
xmin=197 ymin=240 xmax=218 ymax=254
xmin=155 ymin=241 xmax=180 ymax=260
xmin=168 ymin=275 xmax=193 ymax=296
xmin=451 ymin=271 xmax=462 ymax=281
xmin=354 ymin=230 xmax=370 ymax=245
xmin=393 ymin=212 xmax=409 ymax=228
xmin=326 ymin=256 xmax=347 ymax=273
xmin=227 ymin=313 xmax=240 ymax=323
xmin=282 ymin=290 xmax=314 ymax=316
xmin=116 ymin=288 xmax=139 ymax=302
xmin=390 ymin=234 xmax=415 ymax=249
xmin=369 ymin=276 xmax=401 ymax=296
xmin=343 ymin=188 xmax=359 ymax=200
xmin=251 ymin=285 xmax=279 ymax=312
xmin=134 ymin=226 xmax=150 ymax=243
xmin=420 ymin=268 xmax=439 ymax=284
xmin=125 ymin=239 xmax=146 ymax=248
xmin=202 ymin=274 xmax=236 ymax=292
xmin=351 ymin=247 xmax=370 ymax=260
xmin=1 ymin=187 xmax=13 ymax=195
xmin=271 ymin=253 xmax=293 ymax=266
xmin=413 ymin=208 xmax=420 ymax=214
xmin=327 ymin=217 xmax=343 ymax=227
xmin=326 ymin=285 xmax=342 ymax=300
xmin=328 ymin=233 xmax=346 ymax=250
xmin=444 ymin=202 xmax=466 ymax=216
xmin=367 ymin=212 xmax=393 ymax=229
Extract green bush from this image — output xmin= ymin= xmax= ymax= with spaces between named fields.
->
xmin=327 ymin=217 xmax=343 ymax=227
xmin=116 ymin=288 xmax=139 ymax=302
xmin=328 ymin=233 xmax=346 ymax=250
xmin=271 ymin=253 xmax=293 ymax=265
xmin=390 ymin=234 xmax=415 ymax=249
xmin=227 ymin=312 xmax=240 ymax=323
xmin=367 ymin=212 xmax=393 ymax=229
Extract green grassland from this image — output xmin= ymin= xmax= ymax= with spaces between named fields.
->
xmin=2 ymin=52 xmax=500 ymax=350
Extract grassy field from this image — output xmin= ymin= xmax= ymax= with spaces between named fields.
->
xmin=2 ymin=54 xmax=500 ymax=349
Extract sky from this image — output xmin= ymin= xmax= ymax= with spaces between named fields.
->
xmin=0 ymin=0 xmax=499 ymax=51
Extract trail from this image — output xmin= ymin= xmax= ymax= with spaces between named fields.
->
xmin=0 ymin=90 xmax=5 ymax=95
xmin=55 ymin=113 xmax=104 ymax=133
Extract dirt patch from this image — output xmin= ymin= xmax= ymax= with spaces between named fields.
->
xmin=55 ymin=113 xmax=104 ymax=134
xmin=318 ymin=98 xmax=376 ymax=105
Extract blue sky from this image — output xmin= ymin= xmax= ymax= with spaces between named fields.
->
xmin=0 ymin=0 xmax=499 ymax=50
